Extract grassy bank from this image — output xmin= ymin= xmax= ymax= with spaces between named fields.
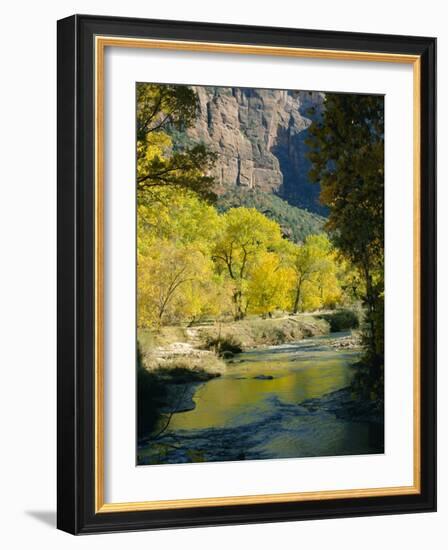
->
xmin=199 ymin=315 xmax=329 ymax=350
xmin=138 ymin=310 xmax=363 ymax=376
xmin=137 ymin=310 xmax=359 ymax=440
xmin=140 ymin=314 xmax=330 ymax=357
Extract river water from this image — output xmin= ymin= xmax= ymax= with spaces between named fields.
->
xmin=138 ymin=332 xmax=384 ymax=465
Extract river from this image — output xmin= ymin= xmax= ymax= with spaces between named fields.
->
xmin=137 ymin=332 xmax=384 ymax=465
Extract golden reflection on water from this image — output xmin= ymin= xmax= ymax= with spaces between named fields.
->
xmin=169 ymin=347 xmax=357 ymax=431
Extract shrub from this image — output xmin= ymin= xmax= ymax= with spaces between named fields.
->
xmin=202 ymin=334 xmax=243 ymax=356
xmin=320 ymin=309 xmax=359 ymax=332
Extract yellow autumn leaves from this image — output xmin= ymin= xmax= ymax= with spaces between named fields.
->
xmin=137 ymin=187 xmax=347 ymax=328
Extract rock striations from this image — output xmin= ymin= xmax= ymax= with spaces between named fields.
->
xmin=186 ymin=86 xmax=325 ymax=214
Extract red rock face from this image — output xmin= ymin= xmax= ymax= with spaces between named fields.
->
xmin=185 ymin=86 xmax=325 ymax=214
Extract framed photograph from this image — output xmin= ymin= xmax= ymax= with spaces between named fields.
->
xmin=57 ymin=14 xmax=436 ymax=534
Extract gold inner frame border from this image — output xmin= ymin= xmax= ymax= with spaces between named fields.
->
xmin=94 ymin=36 xmax=421 ymax=513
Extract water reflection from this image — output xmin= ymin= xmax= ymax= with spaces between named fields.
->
xmin=138 ymin=334 xmax=384 ymax=464
xmin=170 ymin=338 xmax=356 ymax=430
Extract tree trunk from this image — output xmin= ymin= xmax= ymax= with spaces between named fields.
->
xmin=292 ymin=282 xmax=302 ymax=314
xmin=233 ymin=290 xmax=245 ymax=320
xmin=362 ymin=262 xmax=378 ymax=362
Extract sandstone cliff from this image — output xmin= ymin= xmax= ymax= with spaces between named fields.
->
xmin=187 ymin=86 xmax=325 ymax=214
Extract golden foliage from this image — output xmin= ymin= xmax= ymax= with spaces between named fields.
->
xmin=137 ymin=192 xmax=346 ymax=326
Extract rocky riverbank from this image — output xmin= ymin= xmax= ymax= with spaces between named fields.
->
xmin=326 ymin=332 xmax=362 ymax=351
xmin=137 ymin=334 xmax=383 ymax=465
xmin=139 ymin=313 xmax=332 ymax=373
xmin=137 ymin=312 xmax=365 ymax=444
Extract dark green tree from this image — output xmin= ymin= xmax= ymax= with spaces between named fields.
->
xmin=137 ymin=83 xmax=216 ymax=202
xmin=306 ymin=94 xmax=384 ymax=370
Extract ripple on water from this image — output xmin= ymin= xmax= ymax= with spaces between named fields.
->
xmin=138 ymin=333 xmax=383 ymax=465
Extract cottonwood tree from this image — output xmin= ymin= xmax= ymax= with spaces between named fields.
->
xmin=246 ymin=252 xmax=292 ymax=316
xmin=284 ymin=234 xmax=341 ymax=314
xmin=306 ymin=93 xmax=384 ymax=366
xmin=137 ymin=188 xmax=225 ymax=327
xmin=138 ymin=241 xmax=215 ymax=327
xmin=212 ymin=208 xmax=283 ymax=320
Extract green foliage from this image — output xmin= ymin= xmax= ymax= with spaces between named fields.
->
xmin=319 ymin=309 xmax=359 ymax=332
xmin=306 ymin=93 xmax=384 ymax=367
xmin=137 ymin=83 xmax=199 ymax=140
xmin=216 ymin=188 xmax=325 ymax=243
xmin=137 ymin=83 xmax=217 ymax=202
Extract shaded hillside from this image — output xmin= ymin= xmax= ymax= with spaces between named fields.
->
xmin=216 ymin=189 xmax=325 ymax=243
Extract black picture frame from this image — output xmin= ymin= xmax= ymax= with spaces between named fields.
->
xmin=57 ymin=14 xmax=436 ymax=534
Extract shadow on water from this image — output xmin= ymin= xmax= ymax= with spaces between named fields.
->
xmin=138 ymin=333 xmax=384 ymax=465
